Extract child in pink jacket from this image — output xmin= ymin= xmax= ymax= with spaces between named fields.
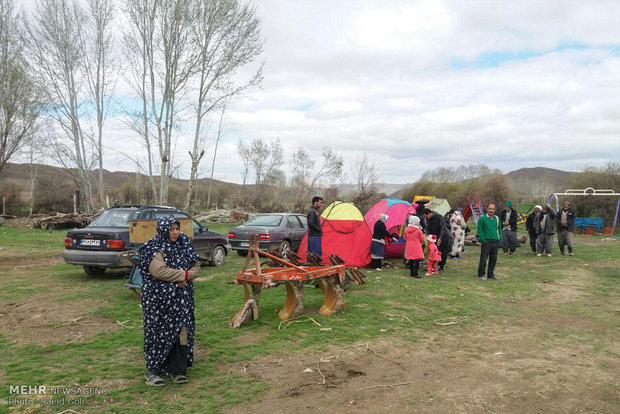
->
xmin=426 ymin=234 xmax=441 ymax=275
xmin=403 ymin=216 xmax=425 ymax=278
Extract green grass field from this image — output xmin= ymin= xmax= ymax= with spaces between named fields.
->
xmin=0 ymin=224 xmax=618 ymax=413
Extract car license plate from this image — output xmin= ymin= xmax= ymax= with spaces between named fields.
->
xmin=80 ymin=239 xmax=101 ymax=247
xmin=240 ymin=242 xmax=249 ymax=247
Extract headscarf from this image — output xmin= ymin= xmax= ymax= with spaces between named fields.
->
xmin=457 ymin=207 xmax=463 ymax=213
xmin=139 ymin=216 xmax=200 ymax=277
xmin=379 ymin=213 xmax=388 ymax=222
xmin=408 ymin=215 xmax=420 ymax=227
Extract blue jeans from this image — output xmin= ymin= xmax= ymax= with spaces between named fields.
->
xmin=308 ymin=236 xmax=322 ymax=258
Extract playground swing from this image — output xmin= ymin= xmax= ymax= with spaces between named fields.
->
xmin=547 ymin=188 xmax=620 ymax=239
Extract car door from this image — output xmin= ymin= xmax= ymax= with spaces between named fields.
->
xmin=286 ymin=215 xmax=306 ymax=251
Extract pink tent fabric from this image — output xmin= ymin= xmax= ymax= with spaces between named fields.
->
xmin=364 ymin=198 xmax=413 ymax=258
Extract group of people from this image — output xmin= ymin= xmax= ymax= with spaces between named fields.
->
xmin=368 ymin=201 xmax=470 ymax=278
xmin=525 ymin=201 xmax=576 ymax=257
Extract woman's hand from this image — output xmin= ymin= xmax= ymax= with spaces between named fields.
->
xmin=177 ymin=281 xmax=187 ymax=288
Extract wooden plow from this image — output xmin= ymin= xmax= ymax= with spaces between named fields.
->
xmin=230 ymin=235 xmax=366 ymax=328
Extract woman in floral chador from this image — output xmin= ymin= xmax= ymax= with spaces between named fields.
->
xmin=140 ymin=217 xmax=201 ymax=386
xmin=450 ymin=208 xmax=467 ymax=258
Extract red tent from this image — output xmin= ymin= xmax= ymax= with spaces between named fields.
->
xmin=298 ymin=201 xmax=372 ymax=267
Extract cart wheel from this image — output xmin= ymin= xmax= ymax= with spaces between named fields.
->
xmin=130 ymin=287 xmax=141 ymax=299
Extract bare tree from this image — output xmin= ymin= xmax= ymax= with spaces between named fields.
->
xmin=185 ymin=0 xmax=262 ymax=211
xmin=0 ymin=0 xmax=40 ymax=177
xmin=203 ymin=98 xmax=228 ymax=210
xmin=291 ymin=146 xmax=343 ymax=209
xmin=123 ymin=0 xmax=198 ymax=204
xmin=238 ymin=138 xmax=284 ymax=209
xmin=26 ymin=0 xmax=96 ymax=213
xmin=24 ymin=130 xmax=47 ymax=216
xmin=121 ymin=0 xmax=158 ymax=201
xmin=237 ymin=139 xmax=251 ymax=200
xmin=350 ymin=153 xmax=381 ymax=211
xmin=77 ymin=0 xmax=116 ymax=209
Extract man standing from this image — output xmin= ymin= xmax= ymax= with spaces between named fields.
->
xmin=535 ymin=203 xmax=556 ymax=257
xmin=477 ymin=203 xmax=502 ymax=281
xmin=307 ymin=196 xmax=324 ymax=259
xmin=422 ymin=208 xmax=451 ymax=273
xmin=525 ymin=205 xmax=541 ymax=254
xmin=499 ymin=200 xmax=519 ymax=254
xmin=556 ymin=201 xmax=576 ymax=256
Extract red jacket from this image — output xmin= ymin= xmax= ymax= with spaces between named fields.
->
xmin=427 ymin=241 xmax=441 ymax=262
xmin=403 ymin=226 xmax=425 ymax=260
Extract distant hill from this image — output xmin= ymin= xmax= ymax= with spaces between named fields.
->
xmin=387 ymin=167 xmax=574 ymax=201
xmin=505 ymin=167 xmax=574 ymax=190
xmin=0 ymin=162 xmax=242 ymax=194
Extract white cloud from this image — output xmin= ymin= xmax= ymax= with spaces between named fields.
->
xmin=18 ymin=0 xmax=620 ymax=185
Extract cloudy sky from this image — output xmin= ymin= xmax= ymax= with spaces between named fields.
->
xmin=22 ymin=0 xmax=620 ymax=185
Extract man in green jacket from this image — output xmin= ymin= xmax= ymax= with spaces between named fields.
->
xmin=477 ymin=203 xmax=502 ymax=281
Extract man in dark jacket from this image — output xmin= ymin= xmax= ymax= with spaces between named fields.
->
xmin=534 ymin=203 xmax=556 ymax=256
xmin=525 ymin=205 xmax=541 ymax=254
xmin=422 ymin=208 xmax=450 ymax=273
xmin=307 ymin=196 xmax=323 ymax=258
xmin=556 ymin=201 xmax=576 ymax=256
xmin=499 ymin=200 xmax=519 ymax=254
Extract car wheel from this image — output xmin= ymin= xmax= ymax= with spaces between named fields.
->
xmin=83 ymin=265 xmax=106 ymax=276
xmin=280 ymin=240 xmax=291 ymax=258
xmin=237 ymin=250 xmax=248 ymax=257
xmin=47 ymin=223 xmax=57 ymax=231
xmin=210 ymin=245 xmax=226 ymax=266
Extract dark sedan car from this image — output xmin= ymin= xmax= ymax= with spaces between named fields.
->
xmin=228 ymin=213 xmax=308 ymax=257
xmin=63 ymin=205 xmax=231 ymax=275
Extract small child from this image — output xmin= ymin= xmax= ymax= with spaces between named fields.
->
xmin=403 ymin=216 xmax=425 ymax=278
xmin=426 ymin=234 xmax=441 ymax=275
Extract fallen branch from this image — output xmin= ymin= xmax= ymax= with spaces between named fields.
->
xmin=60 ymin=317 xmax=83 ymax=326
xmin=278 ymin=314 xmax=306 ymax=330
xmin=116 ymin=320 xmax=132 ymax=328
xmin=278 ymin=315 xmax=323 ymax=330
xmin=358 ymin=381 xmax=415 ymax=391
xmin=316 ymin=361 xmax=326 ymax=385
xmin=433 ymin=316 xmax=469 ymax=326
xmin=366 ymin=345 xmax=407 ymax=370
xmin=307 ymin=316 xmax=322 ymax=327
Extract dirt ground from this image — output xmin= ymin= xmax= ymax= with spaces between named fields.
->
xmin=222 ymin=271 xmax=618 ymax=414
xmin=0 ymin=291 xmax=120 ymax=347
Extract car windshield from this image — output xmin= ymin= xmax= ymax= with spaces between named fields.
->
xmin=244 ymin=215 xmax=282 ymax=227
xmin=90 ymin=210 xmax=137 ymax=227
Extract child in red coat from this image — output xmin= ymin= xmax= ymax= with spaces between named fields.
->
xmin=426 ymin=234 xmax=441 ymax=275
xmin=403 ymin=216 xmax=425 ymax=278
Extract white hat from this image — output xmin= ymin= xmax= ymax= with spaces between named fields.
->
xmin=408 ymin=216 xmax=420 ymax=227
xmin=534 ymin=205 xmax=542 ymax=211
